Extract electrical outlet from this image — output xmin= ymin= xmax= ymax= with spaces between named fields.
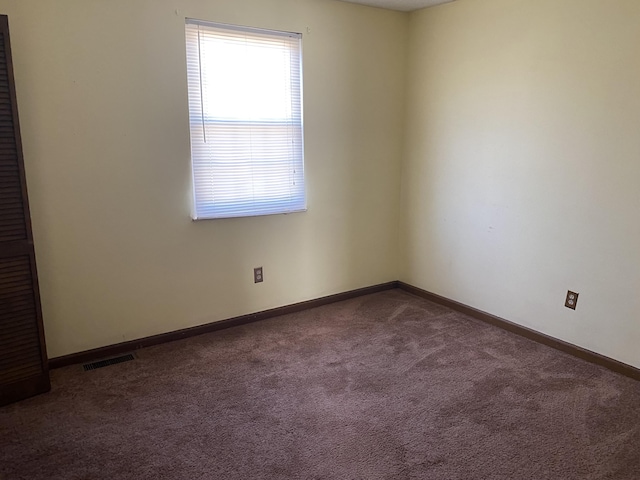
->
xmin=565 ymin=291 xmax=578 ymax=310
xmin=254 ymin=267 xmax=263 ymax=283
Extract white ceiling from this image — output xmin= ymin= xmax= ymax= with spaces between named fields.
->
xmin=337 ymin=0 xmax=455 ymax=12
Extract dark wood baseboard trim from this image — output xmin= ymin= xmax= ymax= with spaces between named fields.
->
xmin=49 ymin=281 xmax=399 ymax=369
xmin=51 ymin=280 xmax=640 ymax=381
xmin=397 ymin=281 xmax=640 ymax=382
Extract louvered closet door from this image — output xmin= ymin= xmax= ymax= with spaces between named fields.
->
xmin=0 ymin=15 xmax=50 ymax=406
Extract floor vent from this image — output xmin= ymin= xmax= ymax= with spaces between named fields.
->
xmin=83 ymin=354 xmax=135 ymax=371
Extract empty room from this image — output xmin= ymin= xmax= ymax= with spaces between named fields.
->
xmin=1 ymin=0 xmax=639 ymax=478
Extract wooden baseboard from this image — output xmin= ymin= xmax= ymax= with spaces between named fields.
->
xmin=49 ymin=281 xmax=399 ymax=369
xmin=51 ymin=280 xmax=640 ymax=383
xmin=397 ymin=281 xmax=640 ymax=382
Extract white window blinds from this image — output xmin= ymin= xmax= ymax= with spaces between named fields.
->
xmin=185 ymin=19 xmax=306 ymax=220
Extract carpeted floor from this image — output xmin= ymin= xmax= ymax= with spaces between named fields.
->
xmin=1 ymin=289 xmax=640 ymax=479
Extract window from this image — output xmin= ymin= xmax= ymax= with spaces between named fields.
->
xmin=185 ymin=19 xmax=305 ymax=220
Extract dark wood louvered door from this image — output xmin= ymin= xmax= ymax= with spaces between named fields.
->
xmin=0 ymin=15 xmax=50 ymax=406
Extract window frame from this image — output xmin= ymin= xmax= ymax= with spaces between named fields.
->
xmin=185 ymin=19 xmax=306 ymax=220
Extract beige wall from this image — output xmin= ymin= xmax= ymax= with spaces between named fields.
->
xmin=401 ymin=0 xmax=640 ymax=368
xmin=1 ymin=0 xmax=407 ymax=357
xmin=4 ymin=0 xmax=638 ymax=369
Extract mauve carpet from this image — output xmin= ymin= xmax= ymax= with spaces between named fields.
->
xmin=1 ymin=289 xmax=640 ymax=479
